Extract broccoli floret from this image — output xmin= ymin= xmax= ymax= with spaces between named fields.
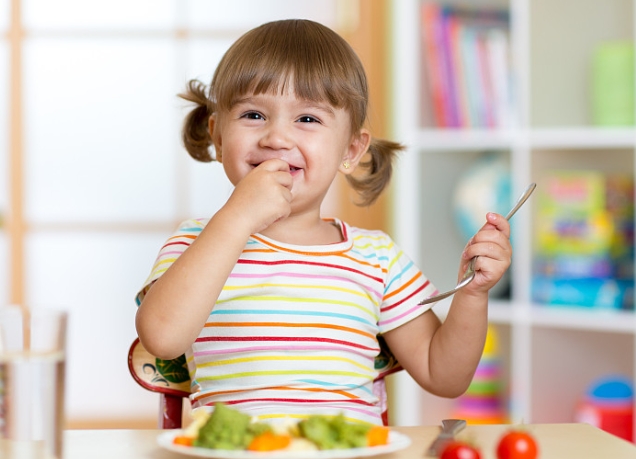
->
xmin=298 ymin=413 xmax=371 ymax=450
xmin=194 ymin=403 xmax=271 ymax=450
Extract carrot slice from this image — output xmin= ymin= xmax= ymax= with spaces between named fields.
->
xmin=173 ymin=435 xmax=194 ymax=447
xmin=248 ymin=432 xmax=292 ymax=451
xmin=367 ymin=425 xmax=390 ymax=447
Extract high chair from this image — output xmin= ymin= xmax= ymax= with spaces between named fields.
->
xmin=127 ymin=337 xmax=190 ymax=429
xmin=128 ymin=336 xmax=400 ymax=428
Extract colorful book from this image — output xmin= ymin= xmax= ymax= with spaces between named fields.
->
xmin=485 ymin=28 xmax=512 ymax=128
xmin=420 ymin=4 xmax=511 ymax=128
xmin=421 ymin=3 xmax=450 ymax=126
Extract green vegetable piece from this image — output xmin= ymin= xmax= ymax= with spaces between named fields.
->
xmin=193 ymin=403 xmax=271 ymax=450
xmin=299 ymin=416 xmax=337 ymax=449
xmin=248 ymin=422 xmax=271 ymax=437
xmin=299 ymin=413 xmax=371 ymax=450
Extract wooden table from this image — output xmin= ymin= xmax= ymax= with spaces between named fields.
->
xmin=63 ymin=424 xmax=636 ymax=459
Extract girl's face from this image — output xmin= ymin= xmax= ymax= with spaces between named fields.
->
xmin=211 ymin=87 xmax=369 ymax=216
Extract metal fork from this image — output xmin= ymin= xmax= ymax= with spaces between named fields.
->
xmin=418 ymin=183 xmax=536 ymax=305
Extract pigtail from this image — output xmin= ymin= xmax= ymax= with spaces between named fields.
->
xmin=345 ymin=138 xmax=405 ymax=206
xmin=178 ymin=79 xmax=216 ymax=162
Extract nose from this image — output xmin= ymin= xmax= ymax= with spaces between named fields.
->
xmin=259 ymin=119 xmax=294 ymax=150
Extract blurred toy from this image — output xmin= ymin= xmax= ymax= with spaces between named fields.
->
xmin=532 ymin=277 xmax=634 ymax=310
xmin=575 ymin=375 xmax=634 ymax=442
xmin=533 ymin=171 xmax=634 ymax=309
xmin=454 ymin=325 xmax=506 ymax=424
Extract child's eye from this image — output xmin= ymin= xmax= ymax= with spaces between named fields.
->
xmin=241 ymin=111 xmax=264 ymax=120
xmin=297 ymin=115 xmax=320 ymax=123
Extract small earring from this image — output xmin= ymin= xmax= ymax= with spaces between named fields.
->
xmin=343 ymin=161 xmax=351 ymax=169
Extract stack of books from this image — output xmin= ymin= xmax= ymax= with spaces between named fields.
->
xmin=420 ymin=3 xmax=512 ymax=128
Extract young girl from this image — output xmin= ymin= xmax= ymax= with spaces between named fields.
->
xmin=135 ymin=19 xmax=512 ymax=426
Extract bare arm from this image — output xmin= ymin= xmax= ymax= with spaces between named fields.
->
xmin=383 ymin=212 xmax=511 ymax=397
xmin=135 ymin=160 xmax=293 ymax=359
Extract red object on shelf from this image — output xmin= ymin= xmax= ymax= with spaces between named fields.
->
xmin=575 ymin=376 xmax=634 ymax=442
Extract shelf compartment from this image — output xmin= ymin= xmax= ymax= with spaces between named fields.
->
xmin=419 ymin=1 xmax=513 ymax=129
xmin=530 ymin=150 xmax=634 ymax=312
xmin=415 ymin=149 xmax=513 ymax=301
xmin=530 ymin=327 xmax=634 ymax=423
xmin=530 ymin=0 xmax=635 ymax=127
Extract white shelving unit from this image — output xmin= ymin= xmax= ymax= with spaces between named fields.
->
xmin=388 ymin=0 xmax=636 ymax=431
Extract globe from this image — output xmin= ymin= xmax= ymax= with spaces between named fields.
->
xmin=453 ymin=154 xmax=512 ymax=298
xmin=453 ymin=153 xmax=511 ymax=242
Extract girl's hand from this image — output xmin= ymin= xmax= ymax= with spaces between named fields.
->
xmin=459 ymin=212 xmax=512 ymax=294
xmin=223 ymin=159 xmax=293 ymax=235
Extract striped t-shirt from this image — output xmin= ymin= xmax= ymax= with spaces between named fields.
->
xmin=136 ymin=218 xmax=436 ymax=425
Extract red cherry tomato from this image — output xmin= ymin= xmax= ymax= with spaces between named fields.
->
xmin=496 ymin=430 xmax=538 ymax=459
xmin=440 ymin=441 xmax=482 ymax=459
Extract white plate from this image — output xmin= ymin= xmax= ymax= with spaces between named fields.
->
xmin=157 ymin=430 xmax=411 ymax=459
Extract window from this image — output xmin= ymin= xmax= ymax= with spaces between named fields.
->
xmin=4 ymin=0 xmax=339 ymax=425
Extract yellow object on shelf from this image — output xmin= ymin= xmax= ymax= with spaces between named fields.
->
xmin=454 ymin=325 xmax=506 ymax=424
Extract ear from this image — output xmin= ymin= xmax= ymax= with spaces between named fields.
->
xmin=339 ymin=128 xmax=371 ymax=175
xmin=208 ymin=115 xmax=222 ymax=162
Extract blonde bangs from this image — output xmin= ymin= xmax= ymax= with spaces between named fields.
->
xmin=211 ymin=20 xmax=367 ymax=130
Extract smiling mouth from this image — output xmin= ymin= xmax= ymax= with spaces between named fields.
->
xmin=251 ymin=162 xmax=302 ymax=172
